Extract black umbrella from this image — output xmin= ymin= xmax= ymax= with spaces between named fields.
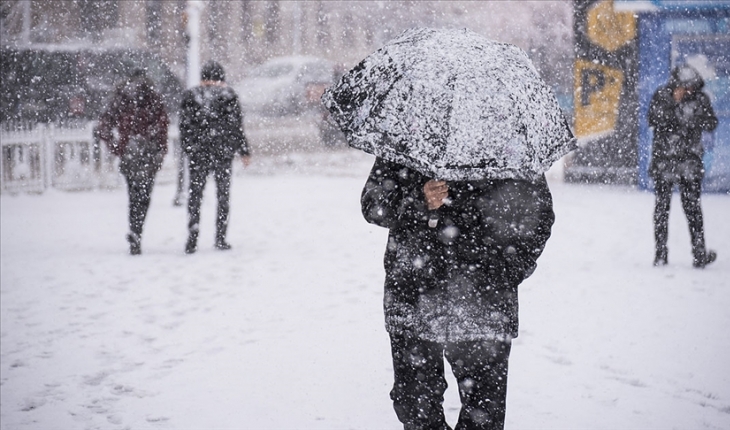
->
xmin=322 ymin=27 xmax=576 ymax=181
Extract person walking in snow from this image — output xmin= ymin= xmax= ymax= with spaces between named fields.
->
xmin=361 ymin=159 xmax=555 ymax=429
xmin=323 ymin=28 xmax=573 ymax=430
xmin=648 ymin=64 xmax=718 ymax=268
xmin=95 ymin=68 xmax=168 ymax=255
xmin=180 ymin=61 xmax=251 ymax=254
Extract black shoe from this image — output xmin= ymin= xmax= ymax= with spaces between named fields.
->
xmin=215 ymin=240 xmax=231 ymax=251
xmin=693 ymin=250 xmax=717 ymax=268
xmin=653 ymin=250 xmax=667 ymax=266
xmin=127 ymin=233 xmax=141 ymax=255
xmin=185 ymin=237 xmax=198 ymax=254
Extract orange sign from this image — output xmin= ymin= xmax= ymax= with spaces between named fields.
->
xmin=587 ymin=0 xmax=637 ymax=52
xmin=574 ymin=59 xmax=624 ymax=138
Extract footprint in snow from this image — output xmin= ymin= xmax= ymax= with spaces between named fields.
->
xmin=545 ymin=355 xmax=572 ymax=366
xmin=609 ymin=375 xmax=647 ymax=388
xmin=83 ymin=371 xmax=110 ymax=386
xmin=20 ymin=397 xmax=45 ymax=412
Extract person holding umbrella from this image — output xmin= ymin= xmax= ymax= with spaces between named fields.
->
xmin=323 ymin=28 xmax=575 ymax=430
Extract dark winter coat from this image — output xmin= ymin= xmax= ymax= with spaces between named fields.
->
xmin=95 ymin=76 xmax=169 ymax=179
xmin=179 ymin=84 xmax=249 ymax=165
xmin=361 ymin=158 xmax=555 ymax=343
xmin=648 ymin=67 xmax=718 ymax=182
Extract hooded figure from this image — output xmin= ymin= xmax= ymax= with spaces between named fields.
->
xmin=180 ymin=61 xmax=251 ymax=254
xmin=95 ymin=68 xmax=168 ymax=255
xmin=648 ymin=65 xmax=718 ymax=268
xmin=361 ymin=158 xmax=554 ymax=429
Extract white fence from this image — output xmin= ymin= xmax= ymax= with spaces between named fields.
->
xmin=1 ymin=122 xmax=181 ymax=194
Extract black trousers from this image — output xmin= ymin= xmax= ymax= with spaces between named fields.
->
xmin=389 ymin=333 xmax=512 ymax=430
xmin=125 ymin=174 xmax=155 ymax=238
xmin=187 ymin=157 xmax=232 ymax=242
xmin=653 ymin=176 xmax=706 ymax=262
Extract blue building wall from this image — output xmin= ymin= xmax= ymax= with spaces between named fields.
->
xmin=633 ymin=4 xmax=730 ymax=192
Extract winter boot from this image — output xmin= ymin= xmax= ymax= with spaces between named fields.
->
xmin=127 ymin=232 xmax=141 ymax=255
xmin=215 ymin=217 xmax=230 ymax=251
xmin=693 ymin=250 xmax=717 ymax=269
xmin=185 ymin=231 xmax=198 ymax=254
xmin=215 ymin=241 xmax=231 ymax=251
xmin=214 ymin=235 xmax=231 ymax=251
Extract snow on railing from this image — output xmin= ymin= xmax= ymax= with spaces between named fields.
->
xmin=0 ymin=121 xmax=180 ymax=194
xmin=1 ymin=122 xmax=46 ymax=193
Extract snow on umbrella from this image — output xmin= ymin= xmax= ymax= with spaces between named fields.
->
xmin=322 ymin=27 xmax=576 ymax=181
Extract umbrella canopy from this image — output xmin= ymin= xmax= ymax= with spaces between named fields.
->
xmin=322 ymin=27 xmax=576 ymax=181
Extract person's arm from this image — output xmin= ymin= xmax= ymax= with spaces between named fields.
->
xmin=152 ymin=95 xmax=169 ymax=157
xmin=179 ymin=90 xmax=196 ymax=156
xmin=648 ymin=88 xmax=672 ymax=131
xmin=647 ymin=90 xmax=660 ymax=129
xmin=361 ymin=158 xmax=403 ymax=229
xmin=695 ymin=92 xmax=718 ymax=133
xmin=94 ymin=114 xmax=113 ymax=151
xmin=518 ymin=177 xmax=555 ymax=280
xmin=361 ymin=158 xmax=433 ymax=230
xmin=223 ymin=92 xmax=251 ymax=167
xmin=225 ymin=91 xmax=250 ymax=158
xmin=147 ymin=96 xmax=168 ymax=170
xmin=95 ymin=98 xmax=122 ymax=156
xmin=492 ymin=177 xmax=555 ymax=284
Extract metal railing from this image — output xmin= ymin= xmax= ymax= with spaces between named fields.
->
xmin=1 ymin=121 xmax=180 ymax=194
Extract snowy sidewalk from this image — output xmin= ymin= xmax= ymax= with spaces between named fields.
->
xmin=2 ymin=150 xmax=729 ymax=429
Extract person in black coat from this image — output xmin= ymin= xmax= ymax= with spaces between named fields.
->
xmin=95 ymin=69 xmax=168 ymax=255
xmin=648 ymin=65 xmax=718 ymax=268
xmin=180 ymin=61 xmax=251 ymax=254
xmin=361 ymin=157 xmax=555 ymax=430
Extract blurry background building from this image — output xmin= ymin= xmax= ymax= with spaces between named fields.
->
xmin=2 ymin=0 xmax=728 ymax=192
xmin=0 ymin=0 xmax=574 ymax=99
xmin=0 ymin=1 xmax=574 ymax=193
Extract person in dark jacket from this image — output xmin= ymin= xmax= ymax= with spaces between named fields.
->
xmin=95 ymin=68 xmax=168 ymax=255
xmin=648 ymin=65 xmax=718 ymax=268
xmin=362 ymin=157 xmax=555 ymax=430
xmin=180 ymin=61 xmax=251 ymax=254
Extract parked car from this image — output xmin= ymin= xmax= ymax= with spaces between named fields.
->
xmin=0 ymin=47 xmax=183 ymax=124
xmin=236 ymin=56 xmax=336 ymax=117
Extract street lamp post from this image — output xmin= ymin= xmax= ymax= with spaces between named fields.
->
xmin=186 ymin=0 xmax=205 ymax=88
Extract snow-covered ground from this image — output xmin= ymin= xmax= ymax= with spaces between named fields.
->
xmin=2 ymin=149 xmax=729 ymax=430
